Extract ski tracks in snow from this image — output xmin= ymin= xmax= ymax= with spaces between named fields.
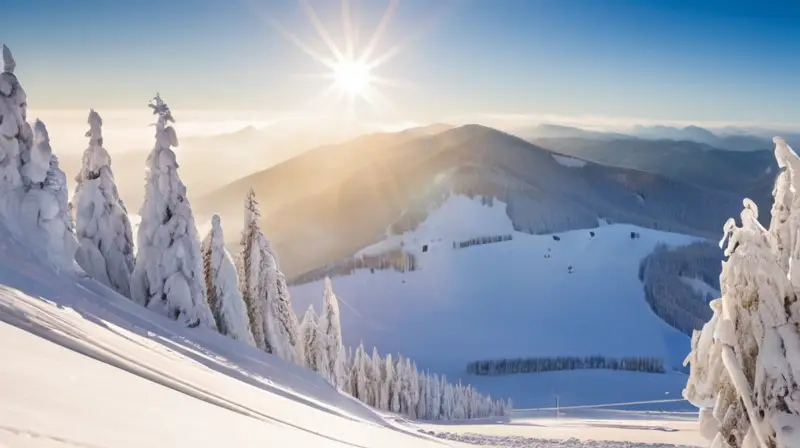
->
xmin=422 ymin=430 xmax=698 ymax=448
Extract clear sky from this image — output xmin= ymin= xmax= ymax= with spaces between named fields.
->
xmin=7 ymin=0 xmax=800 ymax=126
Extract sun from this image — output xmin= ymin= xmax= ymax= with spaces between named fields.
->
xmin=333 ymin=60 xmax=372 ymax=96
xmin=255 ymin=0 xmax=428 ymax=117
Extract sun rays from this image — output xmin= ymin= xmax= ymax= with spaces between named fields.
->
xmin=253 ymin=0 xmax=419 ymax=118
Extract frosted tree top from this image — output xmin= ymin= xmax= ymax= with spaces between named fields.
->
xmin=149 ymin=93 xmax=174 ymax=124
xmin=3 ymin=45 xmax=15 ymax=74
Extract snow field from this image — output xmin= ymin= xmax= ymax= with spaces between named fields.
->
xmin=290 ymin=195 xmax=702 ymax=409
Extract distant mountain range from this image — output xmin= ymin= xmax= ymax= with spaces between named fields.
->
xmin=518 ymin=123 xmax=779 ymax=152
xmin=197 ymin=123 xmax=774 ymax=278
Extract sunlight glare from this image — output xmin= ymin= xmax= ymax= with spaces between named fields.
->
xmin=334 ymin=60 xmax=372 ymax=96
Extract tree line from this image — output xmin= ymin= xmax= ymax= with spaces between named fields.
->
xmin=0 ymin=50 xmax=508 ymax=422
xmin=289 ymin=249 xmax=417 ymax=286
xmin=301 ymin=296 xmax=510 ymax=421
xmin=466 ymin=355 xmax=665 ymax=376
xmin=452 ymin=234 xmax=513 ymax=249
xmin=638 ymin=242 xmax=721 ymax=336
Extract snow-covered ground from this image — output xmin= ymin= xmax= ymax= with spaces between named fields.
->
xmin=419 ymin=409 xmax=703 ymax=447
xmin=0 ymin=225 xmax=445 ymax=447
xmin=290 ymin=195 xmax=703 ymax=409
xmin=0 ymin=217 xmax=703 ymax=447
xmin=678 ymin=276 xmax=720 ymax=299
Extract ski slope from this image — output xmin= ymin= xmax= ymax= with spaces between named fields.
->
xmin=289 ymin=195 xmax=703 ymax=409
xmin=0 ymin=225 xmax=450 ymax=448
xmin=0 ymin=199 xmax=705 ymax=447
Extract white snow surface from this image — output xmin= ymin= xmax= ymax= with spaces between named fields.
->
xmin=678 ymin=276 xmax=720 ymax=299
xmin=291 ymin=195 xmax=701 ymax=409
xmin=0 ymin=213 xmax=702 ymax=448
xmin=552 ymin=154 xmax=588 ymax=168
xmin=0 ymin=224 xmax=448 ymax=448
xmin=358 ymin=194 xmax=515 ymax=257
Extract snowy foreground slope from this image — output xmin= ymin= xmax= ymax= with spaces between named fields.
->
xmin=0 ymin=225 xmax=450 ymax=447
xmin=290 ymin=195 xmax=702 ymax=409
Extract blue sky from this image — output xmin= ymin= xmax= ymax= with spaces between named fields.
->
xmin=7 ymin=0 xmax=800 ymax=125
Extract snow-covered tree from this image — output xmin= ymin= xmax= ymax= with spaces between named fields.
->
xmin=390 ymin=355 xmax=402 ymax=413
xmin=264 ymin=262 xmax=303 ymax=364
xmin=130 ymin=94 xmax=214 ymax=328
xmin=72 ymin=109 xmax=135 ymax=296
xmin=18 ymin=120 xmax=78 ymax=269
xmin=429 ymin=373 xmax=441 ymax=420
xmin=342 ymin=345 xmax=354 ymax=394
xmin=684 ymin=137 xmax=800 ymax=448
xmin=300 ymin=305 xmax=328 ymax=372
xmin=441 ymin=377 xmax=453 ymax=420
xmin=369 ymin=347 xmax=382 ymax=407
xmin=417 ymin=372 xmax=429 ymax=420
xmin=0 ymin=46 xmax=77 ymax=270
xmin=408 ymin=359 xmax=420 ymax=418
xmin=236 ymin=189 xmax=269 ymax=351
xmin=350 ymin=343 xmax=369 ymax=402
xmin=201 ymin=215 xmax=256 ymax=345
xmin=0 ymin=45 xmax=26 ymax=191
xmin=319 ymin=277 xmax=346 ymax=388
xmin=379 ymin=353 xmax=394 ymax=411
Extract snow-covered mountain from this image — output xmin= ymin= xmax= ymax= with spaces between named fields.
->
xmin=288 ymin=194 xmax=705 ymax=409
xmin=199 ymin=124 xmax=751 ymax=278
xmin=532 ymin=136 xmax=776 ymax=196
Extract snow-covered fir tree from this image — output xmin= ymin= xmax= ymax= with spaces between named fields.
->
xmin=369 ymin=347 xmax=381 ymax=408
xmin=429 ymin=373 xmax=441 ymax=420
xmin=417 ymin=372 xmax=429 ymax=419
xmin=407 ymin=359 xmax=420 ymax=418
xmin=236 ymin=189 xmax=269 ymax=351
xmin=129 ymin=94 xmax=214 ymax=328
xmin=684 ymin=136 xmax=800 ymax=448
xmin=351 ymin=343 xmax=368 ymax=402
xmin=319 ymin=277 xmax=346 ymax=388
xmin=18 ymin=120 xmax=78 ymax=269
xmin=342 ymin=345 xmax=354 ymax=395
xmin=72 ymin=109 xmax=135 ymax=296
xmin=264 ymin=262 xmax=304 ymax=364
xmin=0 ymin=48 xmax=78 ymax=269
xmin=201 ymin=215 xmax=256 ymax=345
xmin=0 ymin=44 xmax=26 ymax=191
xmin=379 ymin=353 xmax=394 ymax=411
xmin=300 ymin=305 xmax=328 ymax=372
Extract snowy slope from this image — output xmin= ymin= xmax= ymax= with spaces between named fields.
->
xmin=0 ymin=225 xmax=451 ymax=448
xmin=289 ymin=195 xmax=702 ymax=408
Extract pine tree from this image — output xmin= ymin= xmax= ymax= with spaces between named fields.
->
xmin=369 ymin=347 xmax=382 ymax=408
xmin=429 ymin=373 xmax=441 ymax=420
xmin=342 ymin=345 xmax=354 ymax=394
xmin=319 ymin=277 xmax=346 ymax=388
xmin=440 ymin=377 xmax=453 ymax=420
xmin=391 ymin=355 xmax=403 ymax=413
xmin=351 ymin=343 xmax=369 ymax=402
xmin=407 ymin=359 xmax=420 ymax=419
xmin=685 ymin=137 xmax=800 ymax=448
xmin=380 ymin=353 xmax=394 ymax=411
xmin=236 ymin=189 xmax=268 ymax=351
xmin=72 ymin=109 xmax=135 ymax=297
xmin=201 ymin=215 xmax=256 ymax=345
xmin=416 ymin=372 xmax=429 ymax=420
xmin=18 ymin=120 xmax=78 ymax=269
xmin=0 ymin=45 xmax=26 ymax=191
xmin=300 ymin=306 xmax=328 ymax=373
xmin=129 ymin=94 xmax=214 ymax=328
xmin=0 ymin=46 xmax=77 ymax=270
xmin=263 ymin=256 xmax=303 ymax=364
